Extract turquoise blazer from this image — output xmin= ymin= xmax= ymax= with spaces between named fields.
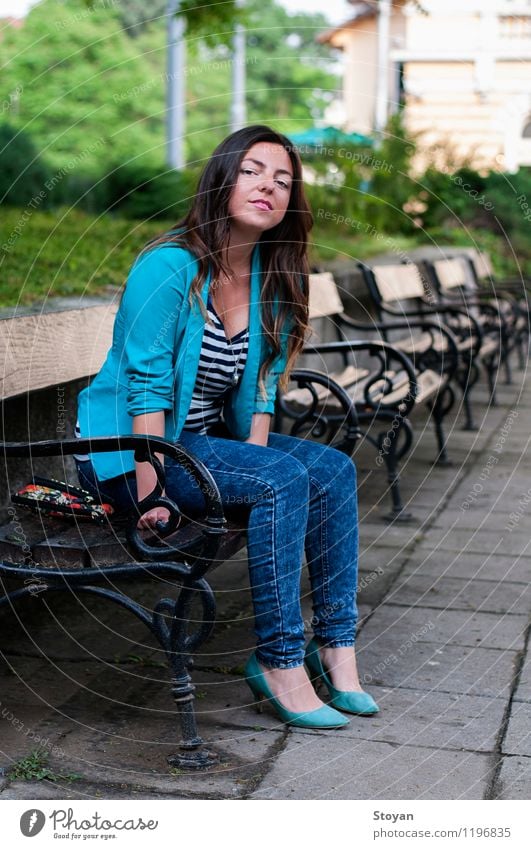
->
xmin=77 ymin=243 xmax=290 ymax=481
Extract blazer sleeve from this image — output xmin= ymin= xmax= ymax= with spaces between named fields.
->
xmin=253 ymin=323 xmax=292 ymax=415
xmin=120 ymin=247 xmax=188 ymax=417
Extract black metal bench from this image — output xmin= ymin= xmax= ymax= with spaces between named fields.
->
xmin=422 ymin=255 xmax=517 ymax=386
xmin=275 ymin=272 xmax=459 ymax=521
xmin=461 ymin=251 xmax=530 ymax=373
xmin=358 ymin=260 xmax=502 ymax=431
xmin=0 ymin=370 xmax=358 ymax=770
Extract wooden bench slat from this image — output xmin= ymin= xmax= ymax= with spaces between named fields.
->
xmin=372 ymin=264 xmax=426 ymax=302
xmin=0 ymin=514 xmax=71 ymax=565
xmin=433 ymin=258 xmax=469 ymax=291
xmin=0 ymin=304 xmax=117 ymax=399
xmin=282 ymin=365 xmax=369 ymax=406
xmin=308 ymin=272 xmax=346 ymax=319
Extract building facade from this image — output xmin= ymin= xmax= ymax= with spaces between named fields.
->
xmin=320 ymin=0 xmax=531 ymax=171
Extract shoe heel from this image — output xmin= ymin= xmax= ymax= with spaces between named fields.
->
xmin=247 ymin=681 xmax=265 ymax=713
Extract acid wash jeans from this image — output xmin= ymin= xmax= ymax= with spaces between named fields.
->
xmin=75 ymin=428 xmax=359 ymax=670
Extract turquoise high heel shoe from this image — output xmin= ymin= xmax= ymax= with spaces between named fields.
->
xmin=244 ymin=653 xmax=349 ymax=729
xmin=305 ymin=638 xmax=380 ymax=716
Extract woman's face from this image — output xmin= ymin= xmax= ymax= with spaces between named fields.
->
xmin=227 ymin=141 xmax=294 ymax=238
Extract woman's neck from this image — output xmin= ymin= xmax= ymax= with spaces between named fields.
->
xmin=225 ymin=226 xmax=258 ymax=274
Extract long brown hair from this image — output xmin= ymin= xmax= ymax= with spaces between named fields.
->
xmin=144 ymin=124 xmax=313 ymax=394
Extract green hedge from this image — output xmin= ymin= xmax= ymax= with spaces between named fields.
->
xmin=2 ymin=207 xmax=525 ymax=309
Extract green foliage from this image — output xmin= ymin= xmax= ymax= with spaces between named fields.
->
xmin=102 ymin=162 xmax=198 ymax=219
xmin=0 ymin=0 xmax=164 ymax=172
xmin=244 ymin=0 xmax=337 ymax=126
xmin=1 ymin=0 xmax=339 ymax=206
xmin=0 ymin=124 xmax=51 ymax=206
xmin=418 ymin=165 xmax=531 ymax=275
xmin=301 ymin=114 xmax=418 ymax=248
xmin=0 ymin=207 xmax=164 ymax=306
xmin=179 ymin=0 xmax=243 ymax=47
xmin=369 ymin=114 xmax=418 ymax=233
xmin=112 ymin=0 xmax=167 ymax=37
xmin=8 ymin=748 xmax=81 ymax=783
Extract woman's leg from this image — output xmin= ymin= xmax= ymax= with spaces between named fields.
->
xmin=166 ymin=429 xmax=312 ymax=670
xmin=265 ymin=433 xmax=366 ymax=693
xmin=266 ymin=432 xmax=359 ymax=645
xmin=77 ymin=432 xmax=317 ymax=671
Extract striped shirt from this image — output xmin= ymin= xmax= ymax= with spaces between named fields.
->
xmin=74 ymin=295 xmax=248 ymax=455
xmin=182 ymin=294 xmax=249 ymax=434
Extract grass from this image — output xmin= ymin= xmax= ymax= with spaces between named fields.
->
xmin=8 ymin=748 xmax=82 ymax=783
xmin=0 ymin=206 xmax=522 ymax=308
xmin=0 ymin=207 xmax=163 ymax=308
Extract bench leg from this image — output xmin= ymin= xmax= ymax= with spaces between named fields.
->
xmin=156 ymin=583 xmax=219 ymax=770
xmin=457 ymin=359 xmax=479 ymax=430
xmin=431 ymin=385 xmax=454 ymax=466
xmin=484 ymin=355 xmax=498 ymax=406
xmin=516 ymin=335 xmax=526 ymax=370
xmin=378 ymin=424 xmax=414 ymax=523
xmin=0 ymin=575 xmax=220 ymax=770
xmin=503 ymin=345 xmax=513 ymax=385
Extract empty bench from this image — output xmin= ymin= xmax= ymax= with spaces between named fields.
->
xmin=358 ymin=260 xmax=503 ymax=431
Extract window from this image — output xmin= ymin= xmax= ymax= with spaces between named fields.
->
xmin=499 ymin=15 xmax=531 ymax=38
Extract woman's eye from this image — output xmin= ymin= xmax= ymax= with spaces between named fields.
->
xmin=276 ymin=180 xmax=290 ymax=190
xmin=241 ymin=168 xmax=257 ymax=176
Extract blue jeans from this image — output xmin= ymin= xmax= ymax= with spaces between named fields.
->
xmin=75 ymin=429 xmax=359 ymax=669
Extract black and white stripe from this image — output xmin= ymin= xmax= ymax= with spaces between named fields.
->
xmin=74 ymin=421 xmax=90 ymax=461
xmin=74 ymin=297 xmax=247 ymax=451
xmin=183 ymin=295 xmax=249 ymax=434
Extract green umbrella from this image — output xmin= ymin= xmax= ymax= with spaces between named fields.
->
xmin=288 ymin=126 xmax=373 ymax=148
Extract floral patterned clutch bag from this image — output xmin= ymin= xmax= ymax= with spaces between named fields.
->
xmin=12 ymin=477 xmax=114 ymax=524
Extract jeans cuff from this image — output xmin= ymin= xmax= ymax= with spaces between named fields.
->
xmin=312 ymin=637 xmax=356 ymax=648
xmin=255 ymin=651 xmax=305 ymax=670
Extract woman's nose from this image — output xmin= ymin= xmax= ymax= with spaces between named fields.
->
xmin=257 ymin=174 xmax=275 ymax=192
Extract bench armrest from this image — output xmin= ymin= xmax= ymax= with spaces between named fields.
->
xmin=1 ymin=435 xmax=226 ymax=561
xmin=334 ymin=315 xmax=460 ymax=376
xmin=277 ymin=368 xmax=362 ymax=453
xmin=302 ymin=338 xmax=422 ymax=416
xmin=368 ymin=302 xmax=485 ymax=357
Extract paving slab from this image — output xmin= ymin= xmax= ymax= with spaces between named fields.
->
xmin=38 ymin=722 xmax=285 ymax=800
xmin=402 ymin=549 xmax=531 ymax=584
xmin=297 ymin=686 xmax=505 ymax=753
xmin=360 ymin=603 xmax=528 ymax=651
xmin=417 ymin=528 xmax=531 ymax=557
xmin=501 ymin=701 xmax=531 ymax=756
xmin=445 ymin=491 xmax=531 ymax=515
xmin=493 ymin=756 xmax=531 ymax=800
xmin=0 ymin=779 xmax=186 ymax=800
xmin=513 ymin=653 xmax=531 ymax=704
xmin=432 ymin=507 xmax=531 ymax=531
xmin=0 ymin=593 xmax=147 ymax=661
xmin=357 ymin=635 xmax=518 ymax=699
xmin=384 ymin=573 xmax=531 ymax=616
xmin=357 ymin=560 xmax=410 ymax=608
xmin=252 ymin=735 xmax=494 ymax=800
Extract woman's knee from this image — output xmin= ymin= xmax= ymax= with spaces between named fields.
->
xmin=258 ymin=452 xmax=310 ymax=503
xmin=311 ymin=444 xmax=357 ymax=490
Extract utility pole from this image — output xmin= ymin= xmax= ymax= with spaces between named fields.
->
xmin=375 ymin=0 xmax=391 ymax=134
xmin=166 ymin=0 xmax=186 ymax=169
xmin=231 ymin=0 xmax=246 ymax=133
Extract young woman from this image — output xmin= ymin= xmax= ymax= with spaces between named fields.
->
xmin=75 ymin=124 xmax=379 ymax=729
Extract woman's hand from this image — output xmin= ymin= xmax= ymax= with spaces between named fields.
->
xmin=137 ymin=505 xmax=171 ymax=531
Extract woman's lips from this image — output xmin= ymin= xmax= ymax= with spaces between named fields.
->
xmin=250 ymin=200 xmax=273 ymax=210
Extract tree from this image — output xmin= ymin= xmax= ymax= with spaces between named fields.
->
xmin=0 ymin=0 xmax=338 ymax=182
